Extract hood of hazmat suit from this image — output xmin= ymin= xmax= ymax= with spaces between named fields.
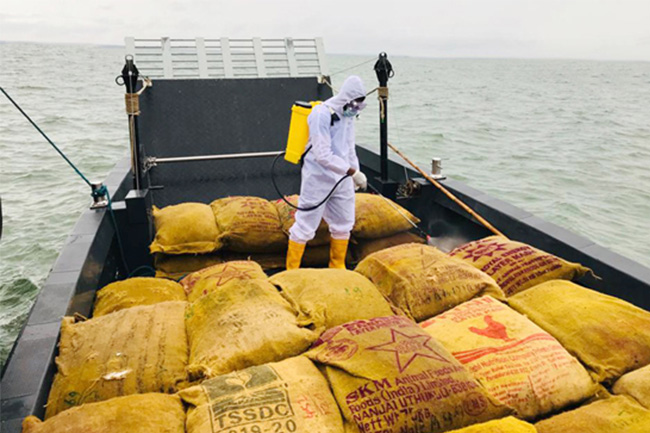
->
xmin=289 ymin=75 xmax=367 ymax=243
xmin=323 ymin=75 xmax=367 ymax=114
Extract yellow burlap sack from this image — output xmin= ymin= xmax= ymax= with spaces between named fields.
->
xmin=612 ymin=364 xmax=650 ymax=409
xmin=186 ymin=279 xmax=317 ymax=380
xmin=211 ymin=196 xmax=287 ymax=253
xmin=449 ymin=236 xmax=590 ymax=296
xmin=420 ymin=296 xmax=597 ymax=419
xmin=509 ymin=280 xmax=650 ymax=383
xmin=352 ymin=231 xmax=425 ymax=263
xmin=270 ymin=269 xmax=394 ymax=333
xmin=181 ymin=260 xmax=267 ymax=302
xmin=447 ymin=416 xmax=536 ymax=433
xmin=225 ymin=246 xmax=350 ymax=270
xmin=154 ymin=253 xmax=225 ymax=280
xmin=23 ymin=393 xmax=185 ymax=433
xmin=150 ymin=203 xmax=221 ymax=254
xmin=302 ymin=245 xmax=335 ymax=267
xmin=353 ymin=193 xmax=420 ymax=239
xmin=355 ymin=243 xmax=504 ymax=322
xmin=224 ymin=252 xmax=286 ymax=270
xmin=535 ymin=396 xmax=650 ymax=433
xmin=93 ymin=277 xmax=186 ymax=316
xmin=45 ymin=301 xmax=188 ymax=418
xmin=274 ymin=195 xmax=331 ymax=246
xmin=307 ymin=315 xmax=512 ymax=433
xmin=180 ymin=356 xmax=344 ymax=433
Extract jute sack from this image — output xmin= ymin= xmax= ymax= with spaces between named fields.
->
xmin=420 ymin=296 xmax=597 ymax=419
xmin=509 ymin=280 xmax=650 ymax=383
xmin=181 ymin=260 xmax=267 ymax=302
xmin=93 ymin=277 xmax=186 ymax=316
xmin=270 ymin=269 xmax=394 ymax=333
xmin=306 ymin=315 xmax=512 ymax=433
xmin=180 ymin=356 xmax=344 ymax=433
xmin=355 ymin=243 xmax=505 ymax=322
xmin=154 ymin=253 xmax=225 ymax=280
xmin=211 ymin=196 xmax=287 ymax=253
xmin=45 ymin=302 xmax=188 ymax=418
xmin=150 ymin=203 xmax=221 ymax=254
xmin=449 ymin=236 xmax=590 ymax=296
xmin=535 ymin=396 xmax=650 ymax=433
xmin=224 ymin=246 xmax=351 ymax=270
xmin=447 ymin=416 xmax=536 ymax=433
xmin=186 ymin=279 xmax=317 ymax=380
xmin=223 ymin=252 xmax=287 ymax=270
xmin=353 ymin=193 xmax=420 ymax=239
xmin=303 ymin=245 xmax=335 ymax=267
xmin=24 ymin=393 xmax=185 ymax=433
xmin=274 ymin=195 xmax=330 ymax=246
xmin=612 ymin=364 xmax=650 ymax=409
xmin=351 ymin=231 xmax=425 ymax=263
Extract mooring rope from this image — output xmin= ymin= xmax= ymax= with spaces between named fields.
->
xmin=329 ymin=57 xmax=377 ymax=76
xmin=1 ymin=87 xmax=93 ymax=188
xmin=0 ymin=86 xmax=132 ymax=275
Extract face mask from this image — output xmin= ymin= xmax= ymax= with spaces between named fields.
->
xmin=342 ymin=107 xmax=359 ymax=117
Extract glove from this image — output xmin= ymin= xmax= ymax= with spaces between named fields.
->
xmin=352 ymin=170 xmax=367 ymax=191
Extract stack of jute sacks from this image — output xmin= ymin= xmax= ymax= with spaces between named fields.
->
xmin=25 ymin=235 xmax=650 ymax=432
xmin=152 ymin=193 xmax=423 ymax=279
xmin=28 ymin=260 xmax=516 ymax=433
xmin=352 ymin=237 xmax=650 ymax=431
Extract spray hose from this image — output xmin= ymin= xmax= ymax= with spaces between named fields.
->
xmin=271 ymin=150 xmax=351 ymax=211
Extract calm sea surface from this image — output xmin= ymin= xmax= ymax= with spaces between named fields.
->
xmin=1 ymin=42 xmax=649 ymax=367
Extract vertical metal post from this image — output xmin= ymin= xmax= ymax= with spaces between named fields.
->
xmin=161 ymin=37 xmax=173 ymax=78
xmin=196 ymin=37 xmax=209 ymax=78
xmin=374 ymin=52 xmax=393 ymax=182
xmin=121 ymin=55 xmax=143 ymax=190
xmin=252 ymin=37 xmax=267 ymax=77
xmin=221 ymin=37 xmax=234 ymax=78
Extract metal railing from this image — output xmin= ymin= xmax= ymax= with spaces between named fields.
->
xmin=144 ymin=150 xmax=285 ymax=170
xmin=125 ymin=37 xmax=329 ymax=79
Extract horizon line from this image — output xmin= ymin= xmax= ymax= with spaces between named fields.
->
xmin=1 ymin=38 xmax=648 ymax=64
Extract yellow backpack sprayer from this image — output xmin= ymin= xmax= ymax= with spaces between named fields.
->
xmin=284 ymin=101 xmax=321 ymax=164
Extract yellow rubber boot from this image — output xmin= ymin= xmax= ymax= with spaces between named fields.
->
xmin=329 ymin=238 xmax=349 ymax=269
xmin=286 ymin=240 xmax=306 ymax=270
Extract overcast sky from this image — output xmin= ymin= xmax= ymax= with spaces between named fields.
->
xmin=1 ymin=0 xmax=649 ymax=60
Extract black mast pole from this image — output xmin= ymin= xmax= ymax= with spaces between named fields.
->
xmin=374 ymin=52 xmax=393 ymax=182
xmin=120 ymin=55 xmax=143 ymax=190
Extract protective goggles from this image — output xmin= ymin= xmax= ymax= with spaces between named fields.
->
xmin=344 ymin=97 xmax=367 ymax=112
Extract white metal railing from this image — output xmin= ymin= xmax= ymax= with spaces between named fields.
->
xmin=125 ymin=37 xmax=329 ymax=79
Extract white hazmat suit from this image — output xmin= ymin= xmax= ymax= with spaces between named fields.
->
xmin=289 ymin=75 xmax=367 ymax=244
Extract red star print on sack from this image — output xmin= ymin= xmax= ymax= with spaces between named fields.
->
xmin=366 ymin=329 xmax=450 ymax=373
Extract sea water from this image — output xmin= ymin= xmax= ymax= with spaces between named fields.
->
xmin=1 ymin=42 xmax=648 ymax=367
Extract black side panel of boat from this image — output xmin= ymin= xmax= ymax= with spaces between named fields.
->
xmin=0 ymin=159 xmax=132 ymax=431
xmin=137 ymin=78 xmax=332 ymax=206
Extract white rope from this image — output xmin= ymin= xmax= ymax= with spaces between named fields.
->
xmin=329 ymin=57 xmax=376 ymax=76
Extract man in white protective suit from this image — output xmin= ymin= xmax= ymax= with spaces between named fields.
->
xmin=286 ymin=75 xmax=368 ymax=269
